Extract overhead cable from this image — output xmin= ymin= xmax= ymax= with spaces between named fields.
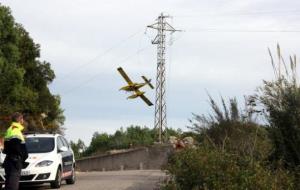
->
xmin=57 ymin=30 xmax=142 ymax=81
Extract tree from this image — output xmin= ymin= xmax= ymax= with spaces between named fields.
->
xmin=83 ymin=132 xmax=110 ymax=156
xmin=250 ymin=45 xmax=300 ymax=170
xmin=0 ymin=4 xmax=64 ymax=133
xmin=126 ymin=125 xmax=154 ymax=146
xmin=82 ymin=125 xmax=178 ymax=157
xmin=0 ymin=5 xmax=36 ymax=116
xmin=70 ymin=139 xmax=86 ymax=159
xmin=109 ymin=128 xmax=129 ymax=149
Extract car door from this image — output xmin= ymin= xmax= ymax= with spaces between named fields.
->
xmin=57 ymin=136 xmax=74 ymax=178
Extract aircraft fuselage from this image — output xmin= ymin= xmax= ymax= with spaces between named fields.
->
xmin=120 ymin=83 xmax=146 ymax=91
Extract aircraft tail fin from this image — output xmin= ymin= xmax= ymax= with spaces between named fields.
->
xmin=141 ymin=76 xmax=154 ymax=89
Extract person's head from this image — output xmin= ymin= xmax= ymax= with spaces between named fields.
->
xmin=11 ymin=112 xmax=24 ymax=124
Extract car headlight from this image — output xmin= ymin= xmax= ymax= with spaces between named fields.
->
xmin=36 ymin=160 xmax=53 ymax=167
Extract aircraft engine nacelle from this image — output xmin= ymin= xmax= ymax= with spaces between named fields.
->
xmin=127 ymin=91 xmax=145 ymax=99
xmin=127 ymin=94 xmax=139 ymax=99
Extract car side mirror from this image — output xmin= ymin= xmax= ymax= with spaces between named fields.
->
xmin=58 ymin=146 xmax=68 ymax=152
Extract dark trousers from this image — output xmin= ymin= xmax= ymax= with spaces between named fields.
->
xmin=4 ymin=158 xmax=22 ymax=190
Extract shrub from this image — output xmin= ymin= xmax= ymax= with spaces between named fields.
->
xmin=189 ymin=96 xmax=272 ymax=161
xmin=250 ymin=46 xmax=300 ymax=170
xmin=163 ymin=147 xmax=295 ymax=190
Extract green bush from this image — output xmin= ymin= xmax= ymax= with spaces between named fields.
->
xmin=189 ymin=97 xmax=272 ymax=161
xmin=163 ymin=147 xmax=295 ymax=190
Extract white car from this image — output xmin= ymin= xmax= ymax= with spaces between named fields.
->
xmin=0 ymin=134 xmax=76 ymax=189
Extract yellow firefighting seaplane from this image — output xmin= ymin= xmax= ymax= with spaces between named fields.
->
xmin=117 ymin=67 xmax=154 ymax=106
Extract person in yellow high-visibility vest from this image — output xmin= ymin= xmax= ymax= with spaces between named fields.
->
xmin=3 ymin=112 xmax=28 ymax=190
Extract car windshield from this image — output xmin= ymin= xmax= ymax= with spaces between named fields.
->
xmin=25 ymin=137 xmax=55 ymax=153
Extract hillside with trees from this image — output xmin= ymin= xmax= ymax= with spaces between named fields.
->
xmin=0 ymin=4 xmax=64 ymax=133
xmin=71 ymin=125 xmax=181 ymax=159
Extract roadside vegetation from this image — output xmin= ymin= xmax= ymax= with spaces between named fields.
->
xmin=161 ymin=46 xmax=300 ymax=189
xmin=2 ymin=4 xmax=299 ymax=189
xmin=71 ymin=126 xmax=182 ymax=159
xmin=0 ymin=4 xmax=64 ymax=134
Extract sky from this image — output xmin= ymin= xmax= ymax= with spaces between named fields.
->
xmin=1 ymin=0 xmax=300 ymax=145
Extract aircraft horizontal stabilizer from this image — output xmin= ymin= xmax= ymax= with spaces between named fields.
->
xmin=141 ymin=76 xmax=154 ymax=89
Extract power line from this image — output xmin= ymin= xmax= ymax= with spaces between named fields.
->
xmin=61 ymin=45 xmax=151 ymax=95
xmin=186 ymin=29 xmax=300 ymax=33
xmin=174 ymin=9 xmax=300 ymax=18
xmin=224 ymin=10 xmax=300 ymax=15
xmin=57 ymin=30 xmax=142 ymax=81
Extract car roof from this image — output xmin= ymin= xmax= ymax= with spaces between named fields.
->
xmin=25 ymin=134 xmax=61 ymax=138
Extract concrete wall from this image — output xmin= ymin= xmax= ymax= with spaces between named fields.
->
xmin=76 ymin=145 xmax=173 ymax=171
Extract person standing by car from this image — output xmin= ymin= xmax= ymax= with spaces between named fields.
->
xmin=3 ymin=112 xmax=28 ymax=190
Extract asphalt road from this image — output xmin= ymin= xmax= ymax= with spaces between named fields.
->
xmin=20 ymin=170 xmax=166 ymax=190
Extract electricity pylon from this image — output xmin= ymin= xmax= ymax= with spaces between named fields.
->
xmin=147 ymin=13 xmax=180 ymax=143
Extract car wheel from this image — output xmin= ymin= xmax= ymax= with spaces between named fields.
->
xmin=50 ymin=167 xmax=62 ymax=189
xmin=66 ymin=165 xmax=76 ymax=184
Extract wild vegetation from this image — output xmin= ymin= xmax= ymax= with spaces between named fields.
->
xmin=71 ymin=125 xmax=181 ymax=159
xmin=1 ymin=3 xmax=299 ymax=189
xmin=0 ymin=4 xmax=64 ymax=133
xmin=250 ymin=46 xmax=300 ymax=170
xmin=161 ymin=46 xmax=300 ymax=189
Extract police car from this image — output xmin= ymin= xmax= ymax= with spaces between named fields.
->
xmin=0 ymin=134 xmax=76 ymax=189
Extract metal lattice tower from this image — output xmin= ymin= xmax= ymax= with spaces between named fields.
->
xmin=147 ymin=13 xmax=180 ymax=143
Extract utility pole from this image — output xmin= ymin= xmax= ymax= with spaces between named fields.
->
xmin=147 ymin=13 xmax=180 ymax=143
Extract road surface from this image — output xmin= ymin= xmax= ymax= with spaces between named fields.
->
xmin=20 ymin=170 xmax=166 ymax=190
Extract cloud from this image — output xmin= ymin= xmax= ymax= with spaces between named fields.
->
xmin=2 ymin=0 xmax=300 ymax=143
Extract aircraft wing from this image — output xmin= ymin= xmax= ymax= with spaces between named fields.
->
xmin=117 ymin=67 xmax=133 ymax=85
xmin=139 ymin=94 xmax=153 ymax=106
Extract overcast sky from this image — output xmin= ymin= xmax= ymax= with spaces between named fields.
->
xmin=1 ymin=0 xmax=300 ymax=145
